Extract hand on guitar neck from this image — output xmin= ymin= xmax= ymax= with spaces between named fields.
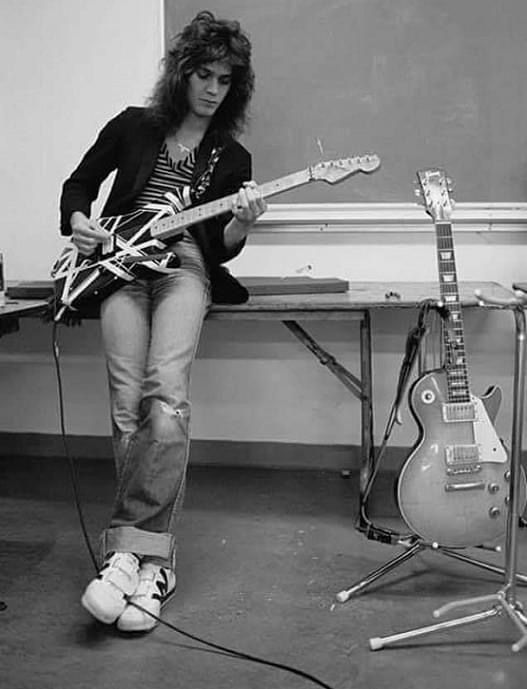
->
xmin=224 ymin=180 xmax=267 ymax=249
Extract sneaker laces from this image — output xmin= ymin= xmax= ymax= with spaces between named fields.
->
xmin=98 ymin=552 xmax=140 ymax=594
xmin=133 ymin=564 xmax=173 ymax=601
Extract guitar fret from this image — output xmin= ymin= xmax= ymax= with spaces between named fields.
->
xmin=151 ymin=169 xmax=312 ymax=240
xmin=428 ymin=197 xmax=471 ymax=403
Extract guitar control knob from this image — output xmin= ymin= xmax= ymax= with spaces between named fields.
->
xmin=505 ymin=470 xmax=511 ymax=482
xmin=505 ymin=496 xmax=510 ymax=505
xmin=488 ymin=483 xmax=500 ymax=494
xmin=421 ymin=389 xmax=435 ymax=404
xmin=489 ymin=507 xmax=501 ymax=518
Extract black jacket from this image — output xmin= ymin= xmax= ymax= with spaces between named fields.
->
xmin=59 ymin=106 xmax=252 ymax=303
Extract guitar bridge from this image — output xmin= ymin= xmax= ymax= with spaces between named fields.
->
xmin=446 ymin=464 xmax=482 ymax=476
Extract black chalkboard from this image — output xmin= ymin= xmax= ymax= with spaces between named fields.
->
xmin=165 ymin=0 xmax=527 ymax=203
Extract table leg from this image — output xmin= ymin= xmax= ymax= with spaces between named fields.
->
xmin=359 ymin=310 xmax=374 ymax=500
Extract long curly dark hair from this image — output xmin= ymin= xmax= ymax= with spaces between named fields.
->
xmin=147 ymin=11 xmax=254 ymax=138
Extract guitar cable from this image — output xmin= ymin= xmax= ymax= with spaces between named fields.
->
xmin=50 ymin=317 xmax=339 ymax=689
xmin=357 ymin=300 xmax=448 ymax=545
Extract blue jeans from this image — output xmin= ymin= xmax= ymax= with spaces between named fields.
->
xmin=98 ymin=235 xmax=210 ymax=569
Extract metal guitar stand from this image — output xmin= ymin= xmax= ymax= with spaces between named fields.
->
xmin=336 ymin=300 xmax=527 ymax=604
xmin=367 ymin=290 xmax=527 ymax=652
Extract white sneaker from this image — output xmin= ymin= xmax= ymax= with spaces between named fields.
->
xmin=81 ymin=552 xmax=140 ymax=624
xmin=117 ymin=562 xmax=176 ymax=632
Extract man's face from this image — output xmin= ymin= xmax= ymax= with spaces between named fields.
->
xmin=187 ymin=60 xmax=232 ymax=120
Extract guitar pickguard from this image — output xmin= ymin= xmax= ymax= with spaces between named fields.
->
xmin=470 ymin=395 xmax=507 ymax=464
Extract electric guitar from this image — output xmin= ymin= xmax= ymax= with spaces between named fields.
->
xmin=51 ymin=154 xmax=380 ymax=321
xmin=397 ymin=168 xmax=526 ymax=547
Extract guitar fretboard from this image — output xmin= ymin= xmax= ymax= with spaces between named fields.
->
xmin=151 ymin=169 xmax=312 ymax=240
xmin=435 ymin=221 xmax=471 ymax=403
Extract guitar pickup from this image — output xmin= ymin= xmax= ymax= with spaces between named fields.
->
xmin=101 ymin=235 xmax=115 ymax=255
xmin=442 ymin=402 xmax=477 ymax=423
xmin=445 ymin=445 xmax=480 ymax=465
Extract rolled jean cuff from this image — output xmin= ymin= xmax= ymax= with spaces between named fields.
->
xmin=100 ymin=526 xmax=176 ymax=568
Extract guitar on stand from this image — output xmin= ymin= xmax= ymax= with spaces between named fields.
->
xmin=336 ymin=168 xmax=527 ymax=605
xmin=369 ymin=175 xmax=527 ymax=652
xmin=50 ymin=154 xmax=380 ymax=321
xmin=397 ymin=168 xmax=526 ymax=548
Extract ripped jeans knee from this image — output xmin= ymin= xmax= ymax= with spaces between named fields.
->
xmin=109 ymin=395 xmax=193 ymax=535
xmin=147 ymin=398 xmax=191 ymax=441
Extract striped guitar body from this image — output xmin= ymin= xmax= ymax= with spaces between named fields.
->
xmin=396 ymin=168 xmax=526 ymax=548
xmin=51 ymin=154 xmax=380 ymax=322
xmin=51 ymin=206 xmax=182 ymax=320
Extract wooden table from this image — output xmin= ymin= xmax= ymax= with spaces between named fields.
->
xmin=208 ymin=280 xmax=513 ymax=498
xmin=0 ymin=299 xmax=49 ymax=338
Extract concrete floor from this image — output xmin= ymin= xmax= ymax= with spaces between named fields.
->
xmin=1 ymin=456 xmax=527 ymax=689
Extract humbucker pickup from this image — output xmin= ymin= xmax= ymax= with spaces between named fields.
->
xmin=442 ymin=402 xmax=477 ymax=423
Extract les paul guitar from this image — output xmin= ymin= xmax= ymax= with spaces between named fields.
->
xmin=51 ymin=154 xmax=380 ymax=321
xmin=397 ymin=168 xmax=526 ymax=548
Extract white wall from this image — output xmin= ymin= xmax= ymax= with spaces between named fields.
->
xmin=1 ymin=1 xmax=527 ymax=458
xmin=0 ymin=0 xmax=163 ymax=282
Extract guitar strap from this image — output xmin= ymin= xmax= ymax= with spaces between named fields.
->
xmin=191 ymin=145 xmax=224 ymax=203
xmin=390 ymin=299 xmax=450 ymax=426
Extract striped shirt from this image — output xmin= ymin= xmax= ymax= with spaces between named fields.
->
xmin=134 ymin=141 xmax=195 ymax=210
xmin=134 ymin=142 xmax=206 ymax=275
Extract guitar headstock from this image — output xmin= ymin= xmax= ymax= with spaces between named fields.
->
xmin=415 ymin=168 xmax=455 ymax=222
xmin=311 ymin=154 xmax=381 ymax=184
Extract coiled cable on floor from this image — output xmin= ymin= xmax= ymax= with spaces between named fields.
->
xmin=356 ymin=299 xmax=447 ymax=545
xmin=51 ymin=318 xmax=338 ymax=689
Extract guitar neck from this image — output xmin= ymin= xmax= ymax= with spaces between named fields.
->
xmin=435 ymin=221 xmax=471 ymax=403
xmin=152 ymin=168 xmax=312 ymax=241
